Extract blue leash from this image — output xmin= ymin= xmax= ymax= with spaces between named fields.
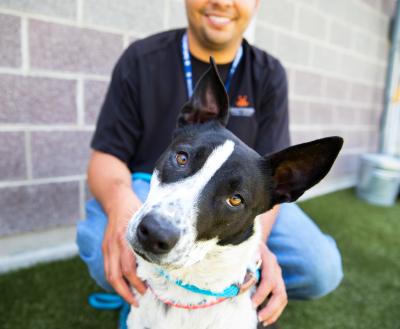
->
xmin=88 ymin=293 xmax=130 ymax=329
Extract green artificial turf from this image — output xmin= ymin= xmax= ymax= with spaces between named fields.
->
xmin=1 ymin=189 xmax=399 ymax=329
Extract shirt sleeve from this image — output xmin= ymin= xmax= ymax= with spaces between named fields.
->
xmin=91 ymin=48 xmax=142 ymax=164
xmin=254 ymin=60 xmax=290 ymax=156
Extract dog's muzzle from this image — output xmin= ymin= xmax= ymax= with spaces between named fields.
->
xmin=133 ymin=213 xmax=180 ymax=255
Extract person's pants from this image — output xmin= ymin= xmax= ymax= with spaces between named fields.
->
xmin=76 ymin=174 xmax=343 ymax=300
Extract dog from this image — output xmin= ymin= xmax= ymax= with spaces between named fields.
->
xmin=125 ymin=58 xmax=343 ymax=329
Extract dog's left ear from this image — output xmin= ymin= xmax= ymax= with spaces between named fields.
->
xmin=264 ymin=137 xmax=343 ymax=207
xmin=177 ymin=56 xmax=229 ymax=127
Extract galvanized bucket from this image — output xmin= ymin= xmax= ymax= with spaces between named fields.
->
xmin=357 ymin=154 xmax=400 ymax=206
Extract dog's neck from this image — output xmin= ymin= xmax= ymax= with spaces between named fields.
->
xmin=136 ymin=216 xmax=262 ymax=305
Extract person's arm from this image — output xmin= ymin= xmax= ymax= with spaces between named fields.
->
xmin=252 ymin=58 xmax=290 ymax=326
xmin=87 ymin=45 xmax=147 ymax=305
xmin=87 ymin=151 xmax=147 ymax=307
xmin=259 ymin=205 xmax=280 ymax=242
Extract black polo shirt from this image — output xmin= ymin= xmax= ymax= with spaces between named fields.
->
xmin=91 ymin=29 xmax=290 ymax=174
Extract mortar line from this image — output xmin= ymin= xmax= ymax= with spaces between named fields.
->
xmin=0 ymin=175 xmax=86 ymax=189
xmin=24 ymin=131 xmax=33 ymax=180
xmin=0 ymin=125 xmax=95 ymax=132
xmin=76 ymin=79 xmax=85 ymax=126
xmin=20 ymin=17 xmax=29 ymax=73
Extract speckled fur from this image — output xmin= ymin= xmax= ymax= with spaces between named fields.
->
xmin=126 ymin=140 xmax=262 ymax=329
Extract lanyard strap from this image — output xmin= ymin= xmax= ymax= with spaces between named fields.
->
xmin=181 ymin=32 xmax=243 ymax=98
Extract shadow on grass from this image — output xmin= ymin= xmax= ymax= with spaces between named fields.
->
xmin=1 ymin=189 xmax=399 ymax=328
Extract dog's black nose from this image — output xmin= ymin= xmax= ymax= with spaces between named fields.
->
xmin=137 ymin=214 xmax=180 ymax=254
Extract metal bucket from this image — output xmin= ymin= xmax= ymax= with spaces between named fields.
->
xmin=357 ymin=154 xmax=400 ymax=206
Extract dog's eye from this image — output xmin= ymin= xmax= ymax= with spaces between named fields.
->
xmin=227 ymin=194 xmax=243 ymax=207
xmin=176 ymin=151 xmax=189 ymax=166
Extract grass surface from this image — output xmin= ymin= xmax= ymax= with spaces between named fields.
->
xmin=1 ymin=189 xmax=399 ymax=329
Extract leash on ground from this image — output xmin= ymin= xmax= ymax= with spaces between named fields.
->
xmin=88 ymin=293 xmax=130 ymax=329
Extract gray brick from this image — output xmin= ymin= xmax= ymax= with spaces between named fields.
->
xmin=315 ymin=0 xmax=349 ymax=20
xmin=274 ymin=32 xmax=311 ymax=65
xmin=292 ymin=70 xmax=324 ymax=97
xmin=168 ymin=0 xmax=188 ymax=29
xmin=289 ymin=99 xmax=309 ymax=124
xmin=0 ymin=74 xmax=76 ymax=124
xmin=312 ymin=44 xmax=340 ymax=72
xmin=381 ymin=0 xmax=397 ymax=16
xmin=31 ymin=131 xmax=92 ymax=178
xmin=291 ymin=130 xmax=322 ymax=145
xmin=29 ymin=20 xmax=123 ymax=75
xmin=0 ymin=132 xmax=26 ymax=181
xmin=358 ymin=108 xmax=381 ymax=125
xmin=0 ymin=181 xmax=80 ymax=237
xmin=349 ymin=82 xmax=379 ymax=105
xmin=321 ymin=128 xmax=343 ymax=139
xmin=82 ymin=0 xmax=165 ymax=35
xmin=333 ymin=105 xmax=358 ymax=125
xmin=258 ymin=0 xmax=295 ymax=30
xmin=324 ymin=77 xmax=350 ymax=100
xmin=308 ymin=101 xmax=333 ymax=124
xmin=330 ymin=153 xmax=361 ymax=176
xmin=362 ymin=0 xmax=381 ymax=10
xmin=342 ymin=130 xmax=370 ymax=149
xmin=84 ymin=80 xmax=109 ymax=124
xmin=297 ymin=6 xmax=327 ymax=40
xmin=352 ymin=30 xmax=386 ymax=60
xmin=0 ymin=0 xmax=77 ymax=20
xmin=0 ymin=14 xmax=21 ymax=68
xmin=255 ymin=24 xmax=276 ymax=54
xmin=328 ymin=19 xmax=353 ymax=49
xmin=346 ymin=1 xmax=388 ymax=37
xmin=340 ymin=54 xmax=377 ymax=82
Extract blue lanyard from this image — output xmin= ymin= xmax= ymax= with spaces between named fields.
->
xmin=181 ymin=32 xmax=243 ymax=98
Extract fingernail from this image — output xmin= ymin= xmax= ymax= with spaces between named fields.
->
xmin=263 ymin=321 xmax=269 ymax=327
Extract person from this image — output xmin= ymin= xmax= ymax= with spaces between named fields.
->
xmin=77 ymin=0 xmax=343 ymax=326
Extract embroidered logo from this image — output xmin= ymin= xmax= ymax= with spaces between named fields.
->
xmin=235 ymin=95 xmax=250 ymax=107
xmin=231 ymin=94 xmax=254 ymax=117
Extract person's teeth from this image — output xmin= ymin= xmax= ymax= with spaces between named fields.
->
xmin=208 ymin=15 xmax=231 ymax=24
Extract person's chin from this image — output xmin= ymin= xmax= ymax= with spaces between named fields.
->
xmin=202 ymin=28 xmax=236 ymax=48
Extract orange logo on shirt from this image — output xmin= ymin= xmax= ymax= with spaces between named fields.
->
xmin=235 ymin=95 xmax=250 ymax=107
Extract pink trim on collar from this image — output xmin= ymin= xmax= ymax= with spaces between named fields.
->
xmin=148 ymin=284 xmax=228 ymax=310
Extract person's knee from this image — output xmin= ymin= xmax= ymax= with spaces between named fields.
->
xmin=301 ymin=239 xmax=343 ymax=299
xmin=76 ymin=215 xmax=113 ymax=292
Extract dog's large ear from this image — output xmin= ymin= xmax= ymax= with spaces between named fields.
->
xmin=177 ymin=56 xmax=229 ymax=127
xmin=264 ymin=137 xmax=343 ymax=207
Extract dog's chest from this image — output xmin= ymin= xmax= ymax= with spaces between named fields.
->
xmin=126 ymin=291 xmax=258 ymax=329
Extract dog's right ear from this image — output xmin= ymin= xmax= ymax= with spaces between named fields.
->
xmin=177 ymin=57 xmax=229 ymax=127
xmin=263 ymin=137 xmax=343 ymax=208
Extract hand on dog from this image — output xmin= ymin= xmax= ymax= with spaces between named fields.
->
xmin=102 ymin=198 xmax=147 ymax=307
xmin=252 ymin=243 xmax=288 ymax=327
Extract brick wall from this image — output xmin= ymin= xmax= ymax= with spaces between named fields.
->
xmin=0 ymin=0 xmax=395 ymax=238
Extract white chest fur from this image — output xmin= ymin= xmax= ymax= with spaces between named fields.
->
xmin=126 ymin=290 xmax=258 ymax=329
xmin=126 ymin=215 xmax=262 ymax=329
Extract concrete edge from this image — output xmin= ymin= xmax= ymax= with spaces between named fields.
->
xmin=0 ymin=243 xmax=78 ymax=274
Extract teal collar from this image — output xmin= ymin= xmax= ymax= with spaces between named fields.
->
xmin=158 ymin=267 xmax=260 ymax=298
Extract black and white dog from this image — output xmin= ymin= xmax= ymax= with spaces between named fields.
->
xmin=126 ymin=58 xmax=343 ymax=329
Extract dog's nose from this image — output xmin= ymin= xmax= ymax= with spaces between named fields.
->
xmin=137 ymin=214 xmax=180 ymax=254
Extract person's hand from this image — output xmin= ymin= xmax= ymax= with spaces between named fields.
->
xmin=102 ymin=202 xmax=147 ymax=307
xmin=252 ymin=243 xmax=288 ymax=326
